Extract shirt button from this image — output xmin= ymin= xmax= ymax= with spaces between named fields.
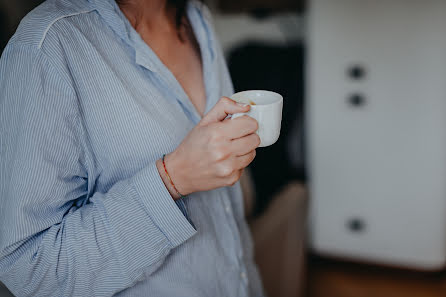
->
xmin=240 ymin=271 xmax=247 ymax=280
xmin=225 ymin=205 xmax=231 ymax=213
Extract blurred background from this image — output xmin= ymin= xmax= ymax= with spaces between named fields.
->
xmin=1 ymin=0 xmax=446 ymax=297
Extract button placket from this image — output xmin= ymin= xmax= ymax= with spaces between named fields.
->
xmin=238 ymin=267 xmax=250 ymax=297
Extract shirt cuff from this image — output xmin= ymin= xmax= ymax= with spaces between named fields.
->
xmin=132 ymin=162 xmax=197 ymax=247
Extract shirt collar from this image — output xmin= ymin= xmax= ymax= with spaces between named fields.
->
xmin=87 ymin=0 xmax=215 ymax=73
xmin=87 ymin=0 xmax=132 ymax=44
xmin=87 ymin=0 xmax=217 ymax=123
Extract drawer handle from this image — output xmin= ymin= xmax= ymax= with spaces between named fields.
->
xmin=347 ymin=217 xmax=366 ymax=233
xmin=348 ymin=93 xmax=366 ymax=107
xmin=347 ymin=64 xmax=367 ymax=80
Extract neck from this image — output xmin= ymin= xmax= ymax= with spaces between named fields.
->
xmin=118 ymin=0 xmax=175 ymax=31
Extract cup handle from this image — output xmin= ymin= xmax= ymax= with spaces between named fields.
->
xmin=231 ymin=111 xmax=250 ymax=120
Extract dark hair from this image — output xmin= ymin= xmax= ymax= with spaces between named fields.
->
xmin=169 ymin=0 xmax=188 ymax=30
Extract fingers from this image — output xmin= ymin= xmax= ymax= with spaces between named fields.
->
xmin=235 ymin=150 xmax=256 ymax=170
xmin=220 ymin=115 xmax=258 ymax=140
xmin=200 ymin=97 xmax=250 ymax=126
xmin=231 ymin=133 xmax=261 ymax=156
xmin=216 ymin=150 xmax=256 ymax=187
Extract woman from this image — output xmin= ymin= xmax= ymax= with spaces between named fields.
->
xmin=0 ymin=0 xmax=265 ymax=296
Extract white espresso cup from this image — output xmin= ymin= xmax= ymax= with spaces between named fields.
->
xmin=230 ymin=90 xmax=283 ymax=147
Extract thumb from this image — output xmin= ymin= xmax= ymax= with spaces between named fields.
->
xmin=200 ymin=97 xmax=250 ymax=126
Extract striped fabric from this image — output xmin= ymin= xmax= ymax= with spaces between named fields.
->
xmin=0 ymin=0 xmax=265 ymax=296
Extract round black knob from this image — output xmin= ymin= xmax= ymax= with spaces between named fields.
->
xmin=348 ymin=64 xmax=366 ymax=80
xmin=348 ymin=93 xmax=366 ymax=107
xmin=347 ymin=218 xmax=366 ymax=233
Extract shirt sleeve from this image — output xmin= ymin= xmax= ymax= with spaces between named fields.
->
xmin=0 ymin=44 xmax=196 ymax=297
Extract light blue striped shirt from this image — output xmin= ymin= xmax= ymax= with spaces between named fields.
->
xmin=0 ymin=0 xmax=265 ymax=296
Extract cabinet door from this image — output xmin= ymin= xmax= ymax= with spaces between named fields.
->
xmin=307 ymin=0 xmax=446 ymax=269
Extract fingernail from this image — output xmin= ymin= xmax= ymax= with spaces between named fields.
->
xmin=236 ymin=103 xmax=249 ymax=107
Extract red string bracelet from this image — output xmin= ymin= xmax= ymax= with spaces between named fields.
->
xmin=162 ymin=154 xmax=185 ymax=199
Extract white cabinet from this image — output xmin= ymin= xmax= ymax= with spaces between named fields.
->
xmin=307 ymin=0 xmax=446 ymax=269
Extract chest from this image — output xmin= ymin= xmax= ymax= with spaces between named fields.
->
xmin=140 ymin=28 xmax=207 ymax=116
xmin=62 ymin=16 xmax=229 ymax=188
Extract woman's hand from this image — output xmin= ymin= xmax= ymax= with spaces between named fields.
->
xmin=157 ymin=97 xmax=260 ymax=199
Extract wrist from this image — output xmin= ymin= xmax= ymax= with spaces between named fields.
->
xmin=156 ymin=158 xmax=182 ymax=200
xmin=164 ymin=151 xmax=191 ymax=196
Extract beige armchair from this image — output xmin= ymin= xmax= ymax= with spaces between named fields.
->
xmin=240 ymin=170 xmax=308 ymax=297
